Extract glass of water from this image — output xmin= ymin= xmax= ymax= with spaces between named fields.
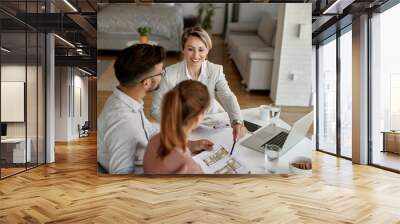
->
xmin=264 ymin=144 xmax=281 ymax=173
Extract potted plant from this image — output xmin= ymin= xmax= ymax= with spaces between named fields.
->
xmin=197 ymin=3 xmax=214 ymax=35
xmin=137 ymin=26 xmax=151 ymax=44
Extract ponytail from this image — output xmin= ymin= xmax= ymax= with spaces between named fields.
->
xmin=158 ymin=80 xmax=210 ymax=159
xmin=159 ymin=89 xmax=188 ymax=158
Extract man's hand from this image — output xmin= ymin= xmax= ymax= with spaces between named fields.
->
xmin=232 ymin=123 xmax=247 ymax=141
xmin=188 ymin=139 xmax=214 ymax=154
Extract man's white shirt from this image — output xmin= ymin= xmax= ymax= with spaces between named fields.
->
xmin=97 ymin=88 xmax=158 ymax=174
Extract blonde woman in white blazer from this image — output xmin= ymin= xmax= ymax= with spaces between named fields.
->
xmin=151 ymin=26 xmax=246 ymax=141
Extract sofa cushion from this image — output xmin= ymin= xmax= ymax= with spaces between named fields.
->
xmin=227 ymin=34 xmax=267 ymax=60
xmin=228 ymin=34 xmax=266 ymax=49
xmin=257 ymin=14 xmax=276 ymax=46
xmin=236 ymin=45 xmax=273 ymax=74
xmin=248 ymin=47 xmax=274 ymax=60
xmin=237 ymin=46 xmax=274 ymax=62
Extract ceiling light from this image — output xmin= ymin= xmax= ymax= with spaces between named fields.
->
xmin=54 ymin=34 xmax=75 ymax=48
xmin=78 ymin=67 xmax=93 ymax=76
xmin=1 ymin=47 xmax=11 ymax=53
xmin=63 ymin=0 xmax=78 ymax=12
xmin=76 ymin=49 xmax=85 ymax=55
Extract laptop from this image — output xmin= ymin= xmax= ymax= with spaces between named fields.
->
xmin=240 ymin=111 xmax=314 ymax=157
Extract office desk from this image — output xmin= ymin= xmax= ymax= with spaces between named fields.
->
xmin=1 ymin=138 xmax=31 ymax=164
xmin=191 ymin=108 xmax=313 ymax=174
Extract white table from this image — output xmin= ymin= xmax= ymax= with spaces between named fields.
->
xmin=1 ymin=138 xmax=31 ymax=163
xmin=191 ymin=108 xmax=313 ymax=174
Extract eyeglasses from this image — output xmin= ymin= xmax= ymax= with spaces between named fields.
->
xmin=140 ymin=69 xmax=166 ymax=82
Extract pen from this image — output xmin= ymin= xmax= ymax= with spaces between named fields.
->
xmin=230 ymin=140 xmax=236 ymax=155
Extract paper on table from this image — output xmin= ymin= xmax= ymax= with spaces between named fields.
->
xmin=200 ymin=117 xmax=230 ymax=129
xmin=192 ymin=143 xmax=250 ymax=174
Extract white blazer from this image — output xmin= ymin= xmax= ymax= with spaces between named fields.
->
xmin=151 ymin=60 xmax=242 ymax=124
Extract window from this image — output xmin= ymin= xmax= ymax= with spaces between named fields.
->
xmin=340 ymin=29 xmax=352 ymax=158
xmin=370 ymin=3 xmax=400 ymax=171
xmin=317 ymin=36 xmax=337 ymax=155
xmin=316 ymin=26 xmax=353 ymax=159
xmin=0 ymin=1 xmax=46 ymax=179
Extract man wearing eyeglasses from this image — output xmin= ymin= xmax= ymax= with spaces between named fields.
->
xmin=97 ymin=44 xmax=166 ymax=174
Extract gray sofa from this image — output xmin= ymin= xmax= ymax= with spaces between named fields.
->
xmin=226 ymin=13 xmax=276 ymax=91
xmin=97 ymin=4 xmax=183 ymax=52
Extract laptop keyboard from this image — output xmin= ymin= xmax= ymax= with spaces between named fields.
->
xmin=261 ymin=131 xmax=289 ymax=148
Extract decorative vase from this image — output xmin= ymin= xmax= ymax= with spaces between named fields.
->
xmin=139 ymin=35 xmax=148 ymax=44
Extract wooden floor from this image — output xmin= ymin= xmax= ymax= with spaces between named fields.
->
xmin=1 ymin=164 xmax=44 ymax=178
xmin=0 ymin=134 xmax=400 ymax=223
xmin=1 ymin=36 xmax=399 ymax=223
xmin=1 ymin=167 xmax=25 ymax=178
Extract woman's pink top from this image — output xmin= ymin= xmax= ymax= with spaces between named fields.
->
xmin=143 ymin=134 xmax=203 ymax=174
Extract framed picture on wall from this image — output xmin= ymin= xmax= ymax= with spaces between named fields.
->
xmin=1 ymin=81 xmax=25 ymax=122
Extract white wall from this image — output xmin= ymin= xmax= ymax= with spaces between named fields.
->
xmin=55 ymin=67 xmax=69 ymax=141
xmin=54 ymin=67 xmax=89 ymax=141
xmin=212 ymin=4 xmax=225 ymax=35
xmin=270 ymin=3 xmax=312 ymax=106
xmin=97 ymin=60 xmax=118 ymax=91
xmin=180 ymin=3 xmax=199 ymax=17
xmin=72 ymin=74 xmax=89 ymax=138
xmin=1 ymin=65 xmax=26 ymax=81
xmin=238 ymin=3 xmax=278 ymax=22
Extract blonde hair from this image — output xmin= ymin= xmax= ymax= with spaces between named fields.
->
xmin=181 ymin=26 xmax=212 ymax=50
xmin=159 ymin=80 xmax=210 ymax=159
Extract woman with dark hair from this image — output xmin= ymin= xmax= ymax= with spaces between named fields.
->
xmin=144 ymin=80 xmax=212 ymax=174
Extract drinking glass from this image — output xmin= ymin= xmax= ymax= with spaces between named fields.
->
xmin=264 ymin=144 xmax=281 ymax=173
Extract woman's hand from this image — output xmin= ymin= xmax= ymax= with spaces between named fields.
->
xmin=232 ymin=124 xmax=247 ymax=141
xmin=188 ymin=139 xmax=214 ymax=154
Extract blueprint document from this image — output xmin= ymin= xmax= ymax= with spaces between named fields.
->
xmin=193 ymin=143 xmax=250 ymax=174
